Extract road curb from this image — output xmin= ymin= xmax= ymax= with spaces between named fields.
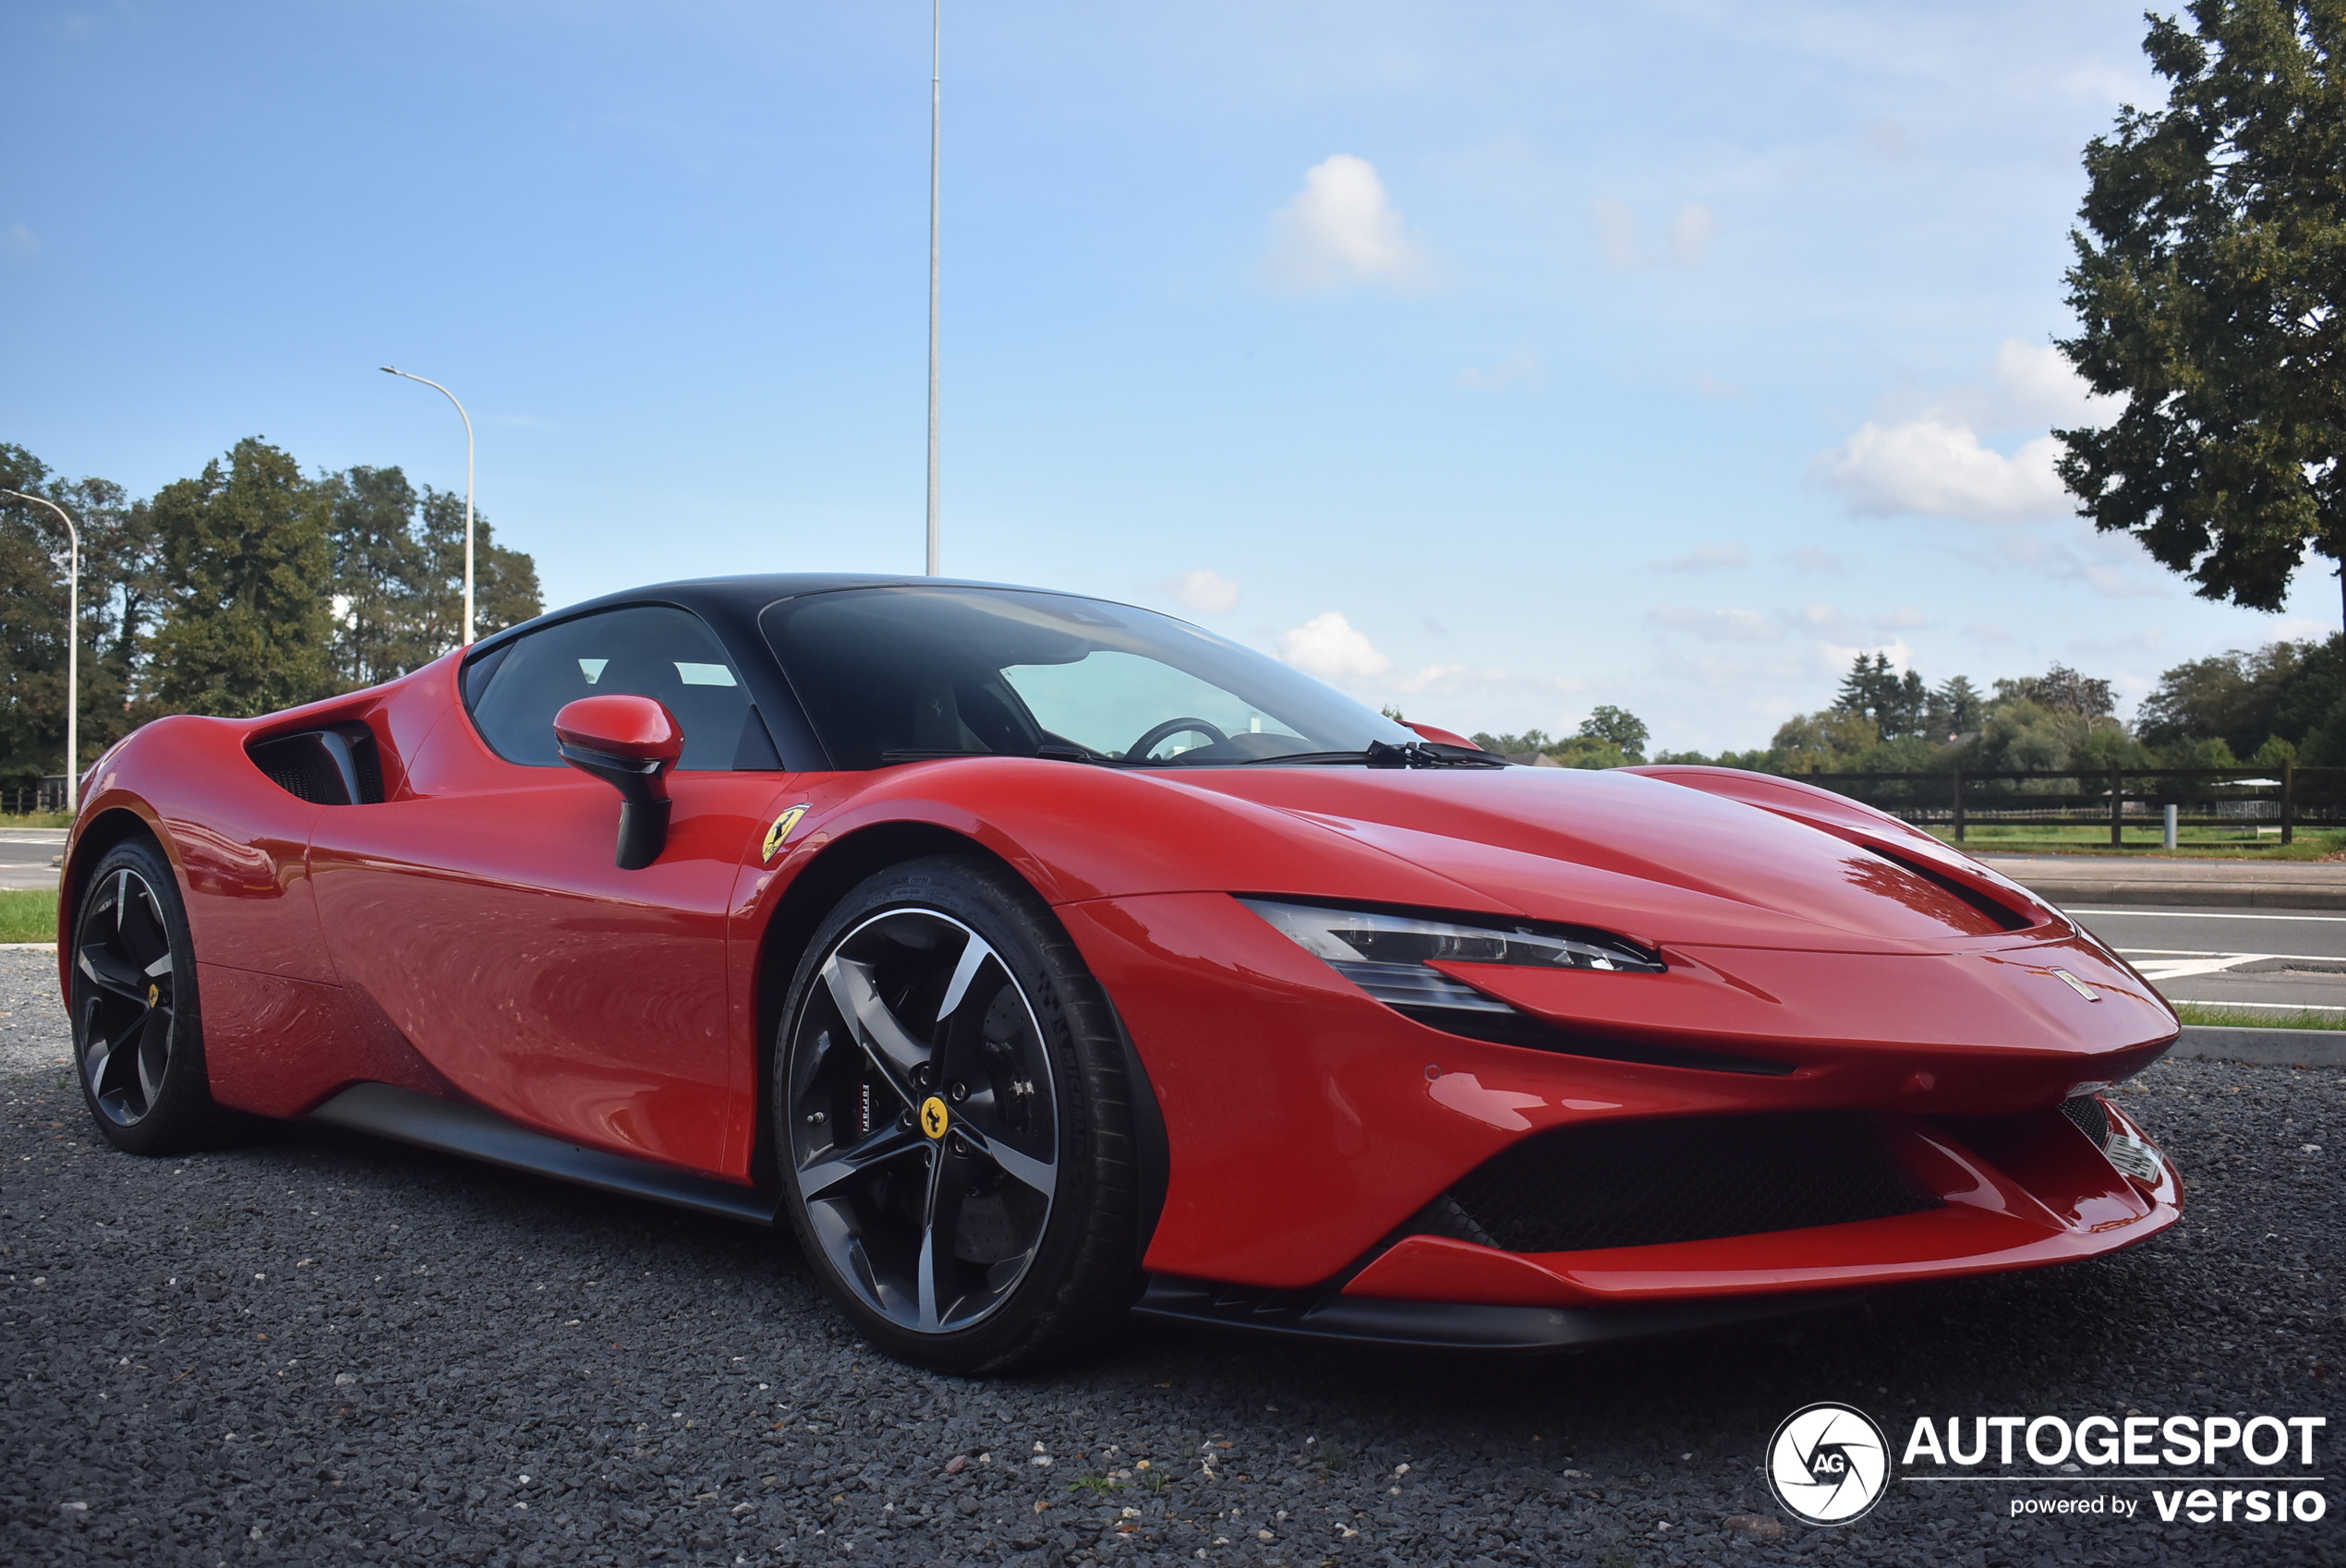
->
xmin=2014 ymin=880 xmax=2346 ymax=911
xmin=2171 ymin=1025 xmax=2346 ymax=1067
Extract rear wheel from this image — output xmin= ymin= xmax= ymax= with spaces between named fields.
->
xmin=774 ymin=855 xmax=1140 ymax=1372
xmin=71 ymin=838 xmax=232 ymax=1155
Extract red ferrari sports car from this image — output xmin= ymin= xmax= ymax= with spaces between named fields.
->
xmin=59 ymin=575 xmax=2183 ymax=1370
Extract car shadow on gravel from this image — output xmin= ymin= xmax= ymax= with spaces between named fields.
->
xmin=5 ymin=1057 xmax=2339 ymax=1567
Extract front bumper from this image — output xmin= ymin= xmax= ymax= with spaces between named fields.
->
xmin=1058 ymin=891 xmax=2182 ymax=1309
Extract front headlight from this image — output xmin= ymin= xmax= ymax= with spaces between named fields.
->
xmin=1239 ymin=898 xmax=1664 ymax=1016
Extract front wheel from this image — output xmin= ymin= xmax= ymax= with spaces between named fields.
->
xmin=774 ymin=855 xmax=1143 ymax=1372
xmin=71 ymin=838 xmax=234 ymax=1155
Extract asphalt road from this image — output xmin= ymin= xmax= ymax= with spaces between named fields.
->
xmin=2068 ymin=906 xmax=2346 ymax=1016
xmin=1 ymin=951 xmax=2340 ymax=1567
xmin=0 ymin=832 xmax=66 ymax=893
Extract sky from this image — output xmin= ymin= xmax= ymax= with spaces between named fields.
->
xmin=3 ymin=0 xmax=2333 ymax=754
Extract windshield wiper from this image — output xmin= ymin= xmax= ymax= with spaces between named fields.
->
xmin=1239 ymin=740 xmax=1506 ymax=768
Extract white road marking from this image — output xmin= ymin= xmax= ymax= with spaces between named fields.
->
xmin=2174 ymin=998 xmax=2346 ymax=1012
xmin=2116 ymin=947 xmax=2346 ymax=964
xmin=2068 ymin=908 xmax=2346 ymax=923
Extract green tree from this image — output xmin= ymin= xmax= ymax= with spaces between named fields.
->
xmin=2055 ymin=1 xmax=2346 ymax=624
xmin=1576 ymin=705 xmax=1649 ymax=762
xmin=1929 ymin=675 xmax=1986 ymax=737
xmin=0 ymin=446 xmax=162 ymax=793
xmin=414 ymin=486 xmax=542 ymax=652
xmin=1994 ymin=664 xmax=2116 ymax=718
xmin=325 ymin=465 xmax=430 ymax=687
xmin=147 ymin=438 xmax=336 ymax=717
xmin=322 ymin=470 xmax=544 ymax=686
xmin=1769 ymin=709 xmax=1880 ymax=773
xmin=1833 ymin=653 xmax=1929 ymax=738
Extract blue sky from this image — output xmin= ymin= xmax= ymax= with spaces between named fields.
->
xmin=3 ymin=1 xmax=2330 ymax=753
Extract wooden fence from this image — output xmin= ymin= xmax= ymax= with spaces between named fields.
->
xmin=1792 ymin=764 xmax=2346 ymax=846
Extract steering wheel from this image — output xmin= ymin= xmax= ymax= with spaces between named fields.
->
xmin=1126 ymin=717 xmax=1228 ymax=761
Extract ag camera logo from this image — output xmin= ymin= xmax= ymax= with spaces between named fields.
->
xmin=1767 ymin=1402 xmax=1891 ymax=1526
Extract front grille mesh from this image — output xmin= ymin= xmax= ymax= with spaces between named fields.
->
xmin=1406 ymin=1112 xmax=1941 ymax=1254
xmin=2059 ymin=1094 xmax=2112 ymax=1148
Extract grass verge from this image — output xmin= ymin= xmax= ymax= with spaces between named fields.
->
xmin=0 ymin=889 xmax=59 ymax=944
xmin=2171 ymin=1001 xmax=2346 ymax=1031
xmin=1920 ymin=827 xmax=2346 ymax=860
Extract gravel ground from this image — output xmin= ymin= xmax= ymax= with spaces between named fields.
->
xmin=0 ymin=946 xmax=68 ymax=1080
xmin=2 ymin=949 xmax=2340 ymax=1567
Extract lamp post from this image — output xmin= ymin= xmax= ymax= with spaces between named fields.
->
xmin=1 ymin=489 xmax=79 ymax=813
xmin=380 ymin=366 xmax=478 ymax=645
xmin=925 ymin=0 xmax=941 ymax=576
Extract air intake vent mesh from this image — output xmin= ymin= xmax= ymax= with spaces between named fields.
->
xmin=1409 ymin=1111 xmax=1941 ymax=1254
xmin=2058 ymin=1094 xmax=2112 ymax=1148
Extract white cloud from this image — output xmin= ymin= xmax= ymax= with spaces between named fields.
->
xmin=1870 ymin=606 xmax=1932 ymax=630
xmin=1277 ymin=610 xmax=1393 ymax=678
xmin=1649 ymin=543 xmax=1749 ymax=574
xmin=1456 ymin=351 xmax=1542 ymax=392
xmin=1592 ymin=197 xmax=1640 ymax=271
xmin=1591 ymin=199 xmax=1715 ymax=271
xmin=1168 ymin=568 xmax=1240 ymax=615
xmin=1954 ymin=521 xmax=2171 ymax=597
xmin=1811 ymin=420 xmax=2070 ymax=522
xmin=3 ymin=224 xmax=36 ymax=258
xmin=1781 ymin=546 xmax=1850 ymax=575
xmin=1651 ymin=605 xmax=1783 ymax=642
xmin=1988 ymin=339 xmax=2119 ymax=427
xmin=1818 ymin=637 xmax=1915 ymax=675
xmin=1264 ymin=155 xmax=1430 ymax=294
xmin=1863 ymin=118 xmax=1917 ymax=160
xmin=1669 ymin=203 xmax=1716 ymax=264
xmin=1812 ymin=339 xmax=2125 ymax=524
xmin=1694 ymin=370 xmax=1745 ymax=400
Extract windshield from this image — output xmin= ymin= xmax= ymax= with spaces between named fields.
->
xmin=760 ymin=585 xmax=1417 ymax=770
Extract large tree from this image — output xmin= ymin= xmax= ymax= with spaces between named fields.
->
xmin=2055 ymin=2 xmax=2345 ymax=623
xmin=147 ymin=438 xmax=336 ymax=717
xmin=0 ymin=445 xmax=163 ymax=792
xmin=321 ymin=468 xmax=544 ymax=686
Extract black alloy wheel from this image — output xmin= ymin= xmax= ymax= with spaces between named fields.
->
xmin=71 ymin=838 xmax=229 ymax=1154
xmin=776 ymin=856 xmax=1141 ymax=1372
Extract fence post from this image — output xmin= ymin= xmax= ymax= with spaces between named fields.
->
xmin=2110 ymin=766 xmax=2124 ymax=848
xmin=2283 ymin=760 xmax=2295 ymax=846
xmin=1952 ymin=769 xmax=1965 ymax=844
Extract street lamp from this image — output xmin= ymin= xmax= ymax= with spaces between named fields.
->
xmin=926 ymin=0 xmax=941 ymax=576
xmin=380 ymin=366 xmax=478 ymax=645
xmin=0 ymin=489 xmax=79 ymax=813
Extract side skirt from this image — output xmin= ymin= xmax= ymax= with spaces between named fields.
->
xmin=309 ymin=1082 xmax=780 ymax=1227
xmin=1132 ymin=1274 xmax=1862 ymax=1352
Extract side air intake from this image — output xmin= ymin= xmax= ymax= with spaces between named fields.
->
xmin=248 ymin=724 xmax=386 ymax=805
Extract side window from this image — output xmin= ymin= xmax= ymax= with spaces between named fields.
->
xmin=464 ymin=605 xmax=780 ymax=770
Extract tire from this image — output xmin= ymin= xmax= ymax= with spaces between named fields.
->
xmin=773 ymin=854 xmax=1142 ymax=1372
xmin=70 ymin=838 xmax=233 ymax=1155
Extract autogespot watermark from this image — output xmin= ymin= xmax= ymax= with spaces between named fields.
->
xmin=1768 ymin=1405 xmax=2329 ymax=1529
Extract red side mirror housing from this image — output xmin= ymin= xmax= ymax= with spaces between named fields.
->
xmin=553 ymin=696 xmax=683 ymax=869
xmin=1406 ymin=720 xmax=1480 ymax=751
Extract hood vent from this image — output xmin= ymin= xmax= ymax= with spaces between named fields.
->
xmin=1867 ymin=846 xmax=2033 ymax=932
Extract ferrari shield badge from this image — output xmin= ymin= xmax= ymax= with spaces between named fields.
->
xmin=761 ymin=804 xmax=810 ymax=863
xmin=919 ymin=1096 xmax=950 ymax=1140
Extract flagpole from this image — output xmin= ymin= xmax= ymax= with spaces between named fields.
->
xmin=925 ymin=0 xmax=941 ymax=576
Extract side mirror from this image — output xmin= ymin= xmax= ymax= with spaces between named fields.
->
xmin=553 ymin=695 xmax=683 ymax=869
